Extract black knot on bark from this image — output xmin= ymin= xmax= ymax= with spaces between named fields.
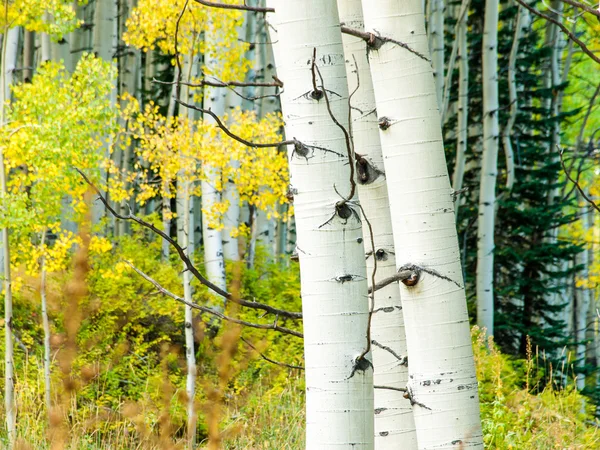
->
xmin=336 ymin=202 xmax=353 ymax=220
xmin=378 ymin=116 xmax=392 ymax=130
xmin=375 ymin=248 xmax=388 ymax=261
xmin=294 ymin=140 xmax=310 ymax=158
xmin=356 ymin=155 xmax=380 ymax=185
xmin=310 ymin=89 xmax=324 ymax=100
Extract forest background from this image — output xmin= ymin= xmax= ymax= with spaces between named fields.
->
xmin=0 ymin=0 xmax=599 ymax=448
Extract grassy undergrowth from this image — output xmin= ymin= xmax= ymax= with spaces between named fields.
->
xmin=0 ymin=233 xmax=598 ymax=448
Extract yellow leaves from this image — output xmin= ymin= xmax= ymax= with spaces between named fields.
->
xmin=124 ymin=0 xmax=249 ymax=82
xmin=89 ymin=236 xmax=113 ymax=254
xmin=2 ymin=0 xmax=80 ymax=37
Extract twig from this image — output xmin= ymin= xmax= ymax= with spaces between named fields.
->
xmin=516 ymin=0 xmax=600 ymax=64
xmin=558 ymin=145 xmax=600 ymax=213
xmin=153 ymin=76 xmax=283 ymax=89
xmin=340 ymin=26 xmax=429 ymax=62
xmin=126 ymin=262 xmax=303 ymax=338
xmin=173 ymin=0 xmax=190 ymax=104
xmin=176 ymin=98 xmax=293 ymax=148
xmin=374 ymin=385 xmax=407 ymax=393
xmin=367 ymin=269 xmax=415 ymax=294
xmin=193 ymin=0 xmax=274 ymax=13
xmin=240 ymin=337 xmax=304 ymax=370
xmin=558 ymin=0 xmax=600 ymax=19
xmin=76 ymin=169 xmax=303 ymax=320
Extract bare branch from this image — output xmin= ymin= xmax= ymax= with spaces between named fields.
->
xmin=340 ymin=26 xmax=429 ymax=62
xmin=75 ymin=169 xmax=303 ymax=320
xmin=193 ymin=0 xmax=274 ymax=13
xmin=153 ymin=76 xmax=283 ymax=89
xmin=559 ymin=0 xmax=600 ymax=19
xmin=516 ymin=0 xmax=600 ymax=64
xmin=367 ymin=269 xmax=415 ymax=294
xmin=126 ymin=262 xmax=303 ymax=338
xmin=175 ymin=98 xmax=293 ymax=148
xmin=240 ymin=337 xmax=304 ymax=370
xmin=559 ymin=145 xmax=600 ymax=213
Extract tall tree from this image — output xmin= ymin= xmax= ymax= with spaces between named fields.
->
xmin=270 ymin=0 xmax=374 ymax=447
xmin=362 ymin=0 xmax=484 ymax=447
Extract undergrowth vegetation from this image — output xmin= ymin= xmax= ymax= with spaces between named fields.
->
xmin=0 ymin=222 xmax=598 ymax=448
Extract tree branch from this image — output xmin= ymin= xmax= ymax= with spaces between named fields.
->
xmin=175 ymin=98 xmax=293 ymax=148
xmin=516 ymin=0 xmax=600 ymax=64
xmin=153 ymin=76 xmax=283 ymax=89
xmin=559 ymin=145 xmax=600 ymax=213
xmin=193 ymin=0 xmax=274 ymax=13
xmin=126 ymin=262 xmax=303 ymax=338
xmin=559 ymin=0 xmax=600 ymax=19
xmin=240 ymin=337 xmax=304 ymax=370
xmin=340 ymin=26 xmax=429 ymax=62
xmin=75 ymin=169 xmax=303 ymax=320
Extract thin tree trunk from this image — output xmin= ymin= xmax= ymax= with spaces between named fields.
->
xmin=40 ymin=230 xmax=52 ymax=416
xmin=476 ymin=0 xmax=499 ymax=336
xmin=23 ymin=30 xmax=35 ymax=83
xmin=337 ymin=0 xmax=417 ymax=446
xmin=0 ymin=24 xmax=19 ymax=449
xmin=501 ymin=4 xmax=528 ymax=193
xmin=575 ymin=206 xmax=591 ymax=391
xmin=270 ymin=1 xmax=374 ymax=447
xmin=362 ymin=0 xmax=483 ymax=447
xmin=451 ymin=0 xmax=469 ymax=217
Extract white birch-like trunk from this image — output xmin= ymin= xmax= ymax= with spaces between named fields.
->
xmin=40 ymin=230 xmax=52 ymax=416
xmin=451 ymin=0 xmax=469 ymax=216
xmin=476 ymin=0 xmax=499 ymax=336
xmin=0 ymin=25 xmax=19 ymax=448
xmin=575 ymin=206 xmax=591 ymax=391
xmin=337 ymin=0 xmax=417 ymax=447
xmin=271 ymin=1 xmax=374 ymax=447
xmin=181 ymin=179 xmax=197 ymax=448
xmin=93 ymin=0 xmax=118 ymax=227
xmin=202 ymin=20 xmax=228 ymax=306
xmin=428 ymin=0 xmax=444 ymax=110
xmin=501 ymin=4 xmax=528 ymax=193
xmin=23 ymin=30 xmax=35 ymax=83
xmin=362 ymin=1 xmax=483 ymax=447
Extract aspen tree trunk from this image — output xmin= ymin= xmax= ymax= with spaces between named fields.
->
xmin=271 ymin=1 xmax=374 ymax=447
xmin=451 ymin=0 xmax=469 ymax=215
xmin=575 ymin=207 xmax=591 ymax=391
xmin=476 ymin=0 xmax=499 ymax=336
xmin=362 ymin=1 xmax=483 ymax=447
xmin=202 ymin=21 xmax=228 ymax=309
xmin=501 ymin=4 xmax=528 ymax=193
xmin=40 ymin=230 xmax=52 ymax=416
xmin=337 ymin=0 xmax=417 ymax=447
xmin=93 ymin=0 xmax=118 ymax=228
xmin=175 ymin=51 xmax=198 ymax=447
xmin=182 ymin=179 xmax=197 ymax=448
xmin=23 ymin=30 xmax=35 ymax=83
xmin=0 ymin=24 xmax=20 ymax=449
xmin=429 ymin=0 xmax=445 ymax=110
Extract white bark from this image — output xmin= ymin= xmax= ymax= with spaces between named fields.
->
xmin=501 ymin=4 xmax=528 ymax=193
xmin=201 ymin=17 xmax=228 ymax=305
xmin=362 ymin=1 xmax=483 ymax=448
xmin=0 ymin=25 xmax=19 ymax=449
xmin=23 ymin=30 xmax=35 ymax=83
xmin=451 ymin=0 xmax=469 ymax=216
xmin=337 ymin=0 xmax=417 ymax=447
xmin=575 ymin=206 xmax=591 ymax=391
xmin=40 ymin=230 xmax=52 ymax=416
xmin=271 ymin=1 xmax=374 ymax=447
xmin=476 ymin=0 xmax=499 ymax=336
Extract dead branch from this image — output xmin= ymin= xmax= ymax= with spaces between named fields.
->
xmin=340 ymin=26 xmax=429 ymax=62
xmin=240 ymin=337 xmax=304 ymax=370
xmin=153 ymin=76 xmax=283 ymax=89
xmin=126 ymin=262 xmax=303 ymax=338
xmin=559 ymin=0 xmax=600 ymax=19
xmin=558 ymin=145 xmax=600 ymax=213
xmin=75 ymin=169 xmax=303 ymax=320
xmin=175 ymin=98 xmax=293 ymax=148
xmin=367 ymin=269 xmax=416 ymax=294
xmin=516 ymin=0 xmax=600 ymax=64
xmin=193 ymin=0 xmax=274 ymax=13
